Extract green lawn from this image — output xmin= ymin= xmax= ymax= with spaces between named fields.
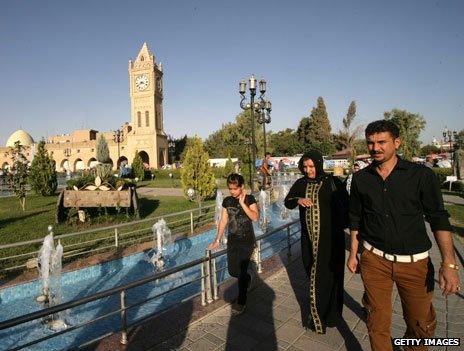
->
xmin=0 ymin=193 xmax=215 ymax=276
xmin=0 ymin=193 xmax=214 ymax=246
xmin=445 ymin=203 xmax=464 ymax=245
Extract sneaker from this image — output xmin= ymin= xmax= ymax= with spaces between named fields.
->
xmin=231 ymin=303 xmax=246 ymax=316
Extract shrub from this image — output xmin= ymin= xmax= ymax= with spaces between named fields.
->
xmin=96 ymin=135 xmax=110 ymax=163
xmin=66 ymin=172 xmax=96 ymax=189
xmin=181 ymin=137 xmax=216 ymax=206
xmin=132 ymin=152 xmax=145 ymax=180
xmin=432 ymin=168 xmax=453 ymax=185
xmin=8 ymin=141 xmax=29 ymax=210
xmin=442 ymin=180 xmax=464 ymax=192
xmin=95 ymin=135 xmax=112 ymax=181
xmin=28 ymin=140 xmax=57 ymax=196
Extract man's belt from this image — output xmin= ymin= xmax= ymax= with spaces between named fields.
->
xmin=363 ymin=241 xmax=429 ymax=263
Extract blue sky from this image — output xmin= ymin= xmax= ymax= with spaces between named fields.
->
xmin=1 ymin=0 xmax=463 ymax=147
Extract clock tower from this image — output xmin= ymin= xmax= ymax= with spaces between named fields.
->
xmin=128 ymin=42 xmax=167 ymax=168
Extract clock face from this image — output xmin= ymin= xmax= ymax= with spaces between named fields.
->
xmin=135 ymin=75 xmax=149 ymax=91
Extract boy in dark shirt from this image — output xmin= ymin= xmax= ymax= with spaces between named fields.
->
xmin=208 ymin=173 xmax=259 ymax=315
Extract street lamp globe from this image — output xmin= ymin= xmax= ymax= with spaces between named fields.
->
xmin=187 ymin=188 xmax=195 ymax=201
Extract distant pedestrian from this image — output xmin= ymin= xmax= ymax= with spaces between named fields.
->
xmin=345 ymin=162 xmax=361 ymax=194
xmin=234 ymin=160 xmax=240 ymax=174
xmin=278 ymin=159 xmax=285 ymax=172
xmin=260 ymin=152 xmax=272 ymax=189
xmin=208 ymin=173 xmax=259 ymax=315
xmin=425 ymin=155 xmax=434 ymax=168
xmin=348 ymin=120 xmax=460 ymax=351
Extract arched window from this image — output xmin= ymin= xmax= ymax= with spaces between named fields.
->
xmin=145 ymin=111 xmax=149 ymax=127
xmin=137 ymin=111 xmax=142 ymax=127
xmin=140 ymin=55 xmax=144 ymax=61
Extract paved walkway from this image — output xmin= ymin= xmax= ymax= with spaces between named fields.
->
xmin=150 ymin=243 xmax=463 ymax=351
xmin=136 ymin=187 xmax=184 ymax=197
xmin=443 ymin=194 xmax=464 ymax=206
xmin=87 ymin=231 xmax=464 ymax=351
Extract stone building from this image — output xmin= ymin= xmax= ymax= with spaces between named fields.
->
xmin=0 ymin=43 xmax=168 ymax=172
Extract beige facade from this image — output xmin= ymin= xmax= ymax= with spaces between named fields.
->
xmin=1 ymin=43 xmax=168 ymax=172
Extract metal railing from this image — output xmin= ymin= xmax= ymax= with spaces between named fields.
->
xmin=0 ymin=219 xmax=300 ymax=350
xmin=0 ymin=204 xmax=215 ymax=274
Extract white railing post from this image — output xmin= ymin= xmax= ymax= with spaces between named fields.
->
xmin=204 ymin=250 xmax=213 ymax=303
xmin=211 ymin=255 xmax=218 ymax=300
xmin=200 ymin=262 xmax=206 ymax=306
xmin=114 ymin=228 xmax=119 ymax=247
xmin=190 ymin=211 xmax=194 ymax=234
xmin=120 ymin=290 xmax=128 ymax=345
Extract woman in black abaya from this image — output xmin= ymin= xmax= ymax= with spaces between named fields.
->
xmin=284 ymin=151 xmax=348 ymax=334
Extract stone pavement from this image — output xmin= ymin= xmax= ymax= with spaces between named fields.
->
xmin=148 ymin=235 xmax=464 ymax=351
xmin=136 ymin=187 xmax=184 ymax=197
xmin=89 ymin=226 xmax=464 ymax=351
xmin=443 ymin=194 xmax=464 ymax=206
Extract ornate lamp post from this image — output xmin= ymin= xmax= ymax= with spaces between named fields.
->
xmin=113 ymin=129 xmax=124 ymax=162
xmin=257 ymin=96 xmax=272 ymax=155
xmin=168 ymin=137 xmax=175 ymax=164
xmin=239 ymin=75 xmax=271 ymax=191
xmin=442 ymin=127 xmax=458 ymax=151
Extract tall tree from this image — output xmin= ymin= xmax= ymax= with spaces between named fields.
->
xmin=308 ymin=97 xmax=332 ymax=143
xmin=296 ymin=97 xmax=334 ymax=155
xmin=269 ymin=128 xmax=302 ymax=156
xmin=455 ymin=130 xmax=464 ymax=150
xmin=338 ymin=101 xmax=362 ymax=157
xmin=204 ymin=110 xmax=263 ymax=160
xmin=296 ymin=117 xmax=312 ymax=146
xmin=384 ymin=109 xmax=426 ymax=160
xmin=173 ymin=135 xmax=188 ymax=161
xmin=28 ymin=140 xmax=57 ymax=196
xmin=181 ymin=137 xmax=216 ymax=207
xmin=8 ymin=141 xmax=29 ymax=211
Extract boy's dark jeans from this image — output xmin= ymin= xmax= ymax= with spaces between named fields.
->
xmin=227 ymin=239 xmax=255 ymax=305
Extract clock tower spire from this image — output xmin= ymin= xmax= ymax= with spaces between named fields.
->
xmin=128 ymin=43 xmax=167 ymax=168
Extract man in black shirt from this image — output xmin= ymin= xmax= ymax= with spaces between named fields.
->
xmin=348 ymin=120 xmax=460 ymax=351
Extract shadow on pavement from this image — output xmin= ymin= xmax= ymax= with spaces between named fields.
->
xmin=223 ymin=272 xmax=277 ymax=350
xmin=283 ymin=244 xmax=365 ymax=350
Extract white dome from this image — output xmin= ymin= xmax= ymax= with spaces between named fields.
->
xmin=6 ymin=129 xmax=34 ymax=147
